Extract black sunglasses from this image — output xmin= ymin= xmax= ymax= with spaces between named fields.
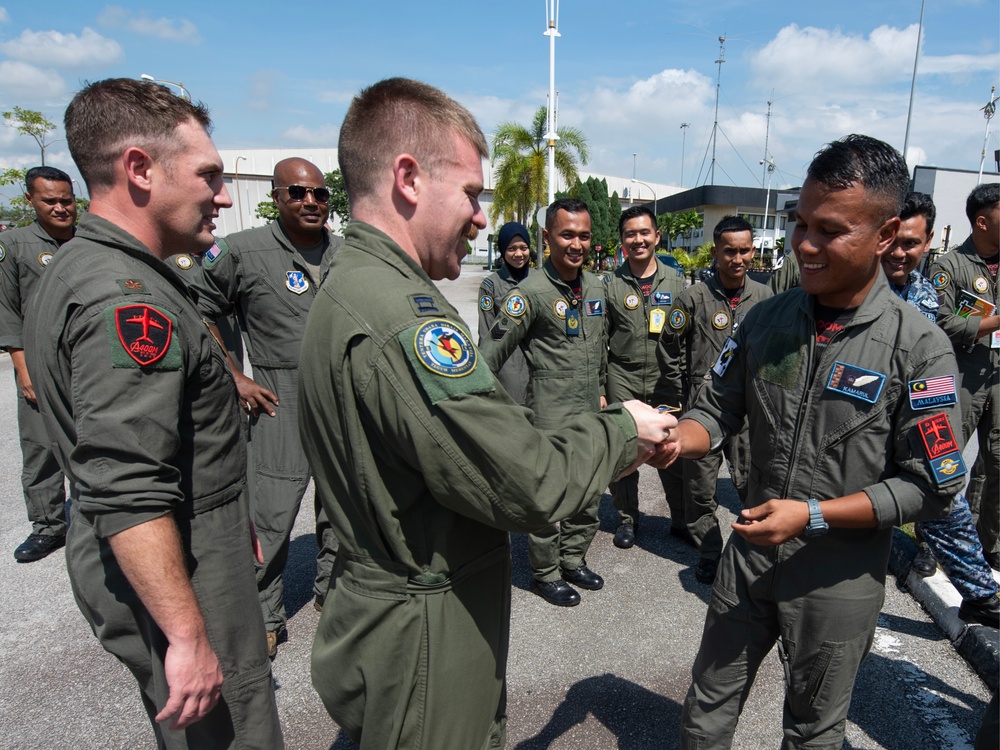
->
xmin=274 ymin=184 xmax=331 ymax=203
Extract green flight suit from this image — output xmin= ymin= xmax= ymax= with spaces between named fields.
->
xmin=190 ymin=221 xmax=342 ymax=632
xmin=477 ymin=264 xmax=532 ymax=405
xmin=480 ymin=260 xmax=609 ymax=582
xmin=298 ymin=221 xmax=638 ymax=750
xmin=769 ymin=251 xmax=801 ymax=293
xmin=928 ymin=236 xmax=999 ymax=559
xmin=604 ymin=260 xmax=687 ymax=529
xmin=0 ymin=221 xmax=69 ymax=538
xmin=679 ymin=277 xmax=963 ymax=749
xmin=25 ymin=213 xmax=282 ymax=749
xmin=659 ymin=275 xmax=772 ymax=563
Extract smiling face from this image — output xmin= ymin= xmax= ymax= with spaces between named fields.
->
xmin=882 ymin=214 xmax=932 ymax=286
xmin=503 ymin=235 xmax=530 ymax=270
xmin=26 ymin=178 xmax=76 ymax=241
xmin=272 ymin=159 xmax=330 ymax=245
xmin=791 ymin=177 xmax=899 ymax=308
xmin=711 ymin=229 xmax=755 ymax=288
xmin=544 ymin=209 xmax=591 ymax=281
xmin=620 ymin=214 xmax=661 ymax=275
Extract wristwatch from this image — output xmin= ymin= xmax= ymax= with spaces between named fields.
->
xmin=804 ymin=498 xmax=829 ymax=538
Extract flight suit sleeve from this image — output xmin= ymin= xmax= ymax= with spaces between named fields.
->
xmin=360 ymin=328 xmax=638 ymax=531
xmin=476 ymin=277 xmax=497 ymax=345
xmin=62 ymin=295 xmax=190 ymax=538
xmin=928 ymin=260 xmax=981 ymax=349
xmin=0 ymin=240 xmax=23 ymax=349
xmin=656 ymin=295 xmax=691 ymax=407
xmin=199 ymin=238 xmax=240 ymax=323
xmin=478 ymin=289 xmax=534 ymax=375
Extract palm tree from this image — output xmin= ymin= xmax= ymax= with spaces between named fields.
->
xmin=489 ymin=106 xmax=589 ymax=226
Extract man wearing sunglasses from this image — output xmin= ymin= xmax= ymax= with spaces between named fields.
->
xmin=188 ymin=157 xmax=342 ymax=659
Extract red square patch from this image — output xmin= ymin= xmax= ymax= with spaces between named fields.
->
xmin=917 ymin=413 xmax=959 ymax=460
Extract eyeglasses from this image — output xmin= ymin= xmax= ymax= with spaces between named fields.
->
xmin=273 ymin=185 xmax=331 ymax=203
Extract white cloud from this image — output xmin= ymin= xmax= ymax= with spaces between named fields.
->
xmin=921 ymin=53 xmax=1000 ymax=75
xmin=98 ymin=5 xmax=202 ymax=44
xmin=282 ymin=124 xmax=341 ymax=145
xmin=0 ymin=27 xmax=122 ymax=68
xmin=0 ymin=60 xmax=66 ymax=100
xmin=0 ymin=8 xmax=10 ymax=24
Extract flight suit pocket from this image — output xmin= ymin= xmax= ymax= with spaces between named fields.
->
xmin=784 ymin=629 xmax=873 ymax=730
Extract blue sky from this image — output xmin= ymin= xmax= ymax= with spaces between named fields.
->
xmin=1 ymin=1 xmax=997 ymax=197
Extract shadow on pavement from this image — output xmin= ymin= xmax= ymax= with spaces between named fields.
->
xmin=513 ymin=673 xmax=682 ymax=749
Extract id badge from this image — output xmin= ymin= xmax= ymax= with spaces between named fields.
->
xmin=649 ymin=308 xmax=666 ymax=334
xmin=991 ymin=330 xmax=1000 ymax=349
xmin=566 ymin=308 xmax=581 ymax=336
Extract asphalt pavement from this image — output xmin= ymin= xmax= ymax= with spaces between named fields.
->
xmin=0 ymin=263 xmax=995 ymax=749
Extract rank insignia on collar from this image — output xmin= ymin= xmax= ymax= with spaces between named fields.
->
xmin=711 ymin=337 xmax=738 ymax=377
xmin=624 ymin=293 xmax=640 ymax=310
xmin=584 ymin=299 xmax=603 ymax=316
xmin=480 ymin=295 xmax=494 ymax=311
xmin=825 ymin=362 xmax=885 ymax=404
xmin=917 ymin=413 xmax=960 ymax=459
xmin=553 ymin=299 xmax=568 ymax=319
xmin=38 ymin=251 xmax=53 ymax=267
xmin=908 ymin=375 xmax=958 ymax=410
xmin=931 ymin=271 xmax=950 ymax=290
xmin=286 ymin=270 xmax=309 ymax=294
xmin=652 ymin=291 xmax=672 ymax=306
xmin=115 ymin=304 xmax=172 ymax=366
xmin=413 ymin=319 xmax=476 ymax=377
xmin=505 ymin=294 xmax=526 ymax=317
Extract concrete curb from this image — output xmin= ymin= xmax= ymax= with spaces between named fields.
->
xmin=890 ymin=528 xmax=999 ymax=692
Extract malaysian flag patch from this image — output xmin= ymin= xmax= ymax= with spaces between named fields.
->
xmin=908 ymin=375 xmax=958 ymax=411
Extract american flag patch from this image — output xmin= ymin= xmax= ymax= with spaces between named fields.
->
xmin=908 ymin=375 xmax=957 ymax=411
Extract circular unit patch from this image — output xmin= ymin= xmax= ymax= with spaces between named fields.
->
xmin=669 ymin=309 xmax=687 ymax=331
xmin=0 ymin=243 xmax=6 ymax=262
xmin=480 ymin=295 xmax=494 ymax=312
xmin=38 ymin=252 xmax=54 ymax=267
xmin=712 ymin=310 xmax=730 ymax=330
xmin=175 ymin=254 xmax=194 ymax=270
xmin=937 ymin=456 xmax=963 ymax=477
xmin=624 ymin=293 xmax=640 ymax=310
xmin=552 ymin=299 xmax=568 ymax=319
xmin=973 ymin=276 xmax=989 ymax=294
xmin=932 ymin=271 xmax=950 ymax=290
xmin=413 ymin=320 xmax=476 ymax=378
xmin=505 ymin=294 xmax=526 ymax=317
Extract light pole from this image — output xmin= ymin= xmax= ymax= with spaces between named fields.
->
xmin=978 ymin=86 xmax=998 ymax=184
xmin=139 ymin=73 xmax=191 ymax=100
xmin=544 ymin=1 xmax=560 ymax=205
xmin=759 ymin=156 xmax=776 ymax=264
xmin=234 ymin=155 xmax=247 ymax=231
xmin=679 ymin=123 xmax=689 ymax=187
xmin=630 ymin=178 xmax=656 ymax=213
xmin=630 ymin=153 xmax=637 ymax=206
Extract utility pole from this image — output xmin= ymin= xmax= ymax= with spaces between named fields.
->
xmin=679 ymin=123 xmax=689 ymax=187
xmin=902 ymin=0 xmax=926 ymax=166
xmin=978 ymin=85 xmax=998 ymax=184
xmin=544 ymin=1 xmax=560 ymax=205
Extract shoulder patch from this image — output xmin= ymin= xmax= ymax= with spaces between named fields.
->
xmin=409 ymin=294 xmax=440 ymax=316
xmin=505 ymin=294 xmax=527 ymax=318
xmin=668 ymin=308 xmax=687 ymax=332
xmin=116 ymin=279 xmax=149 ymax=295
xmin=174 ymin=254 xmax=194 ymax=270
xmin=401 ymin=319 xmax=494 ymax=405
xmin=480 ymin=295 xmax=494 ymax=312
xmin=916 ymin=413 xmax=968 ymax=486
xmin=203 ymin=240 xmax=228 ymax=269
xmin=931 ymin=270 xmax=950 ymax=290
xmin=104 ymin=303 xmax=182 ymax=369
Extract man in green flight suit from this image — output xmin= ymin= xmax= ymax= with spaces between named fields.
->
xmin=481 ymin=198 xmax=611 ymax=607
xmin=186 ymin=157 xmax=342 ymax=658
xmin=297 ymin=77 xmax=676 ymax=750
xmin=604 ymin=204 xmax=689 ymax=549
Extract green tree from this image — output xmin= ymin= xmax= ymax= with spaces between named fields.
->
xmin=657 ymin=210 xmax=703 ymax=252
xmin=2 ymin=107 xmax=58 ymax=166
xmin=254 ymin=200 xmax=279 ymax=222
xmin=672 ymin=242 xmax=714 ymax=282
xmin=489 ymin=106 xmax=589 ymax=226
xmin=253 ymin=171 xmax=350 ymax=227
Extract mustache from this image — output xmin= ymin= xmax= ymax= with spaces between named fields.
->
xmin=464 ymin=225 xmax=479 ymax=241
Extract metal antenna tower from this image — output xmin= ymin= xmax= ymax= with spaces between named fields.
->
xmin=761 ymin=96 xmax=773 ymax=187
xmin=708 ymin=35 xmax=726 ymax=185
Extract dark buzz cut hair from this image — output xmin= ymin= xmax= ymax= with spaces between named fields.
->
xmin=545 ymin=197 xmax=590 ymax=230
xmin=618 ymin=204 xmax=657 ymax=236
xmin=900 ymin=191 xmax=936 ymax=235
xmin=64 ymin=78 xmax=212 ymax=191
xmin=713 ymin=215 xmax=754 ymax=244
xmin=338 ymin=77 xmax=489 ymax=204
xmin=966 ymin=182 xmax=999 ymax=224
xmin=25 ymin=166 xmax=72 ymax=194
xmin=806 ymin=134 xmax=909 ymax=226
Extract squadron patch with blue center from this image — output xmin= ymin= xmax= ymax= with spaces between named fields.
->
xmin=931 ymin=271 xmax=950 ymax=290
xmin=669 ymin=309 xmax=687 ymax=331
xmin=413 ymin=320 xmax=476 ymax=377
xmin=286 ymin=270 xmax=309 ymax=294
xmin=505 ymin=294 xmax=526 ymax=317
xmin=480 ymin=295 xmax=494 ymax=312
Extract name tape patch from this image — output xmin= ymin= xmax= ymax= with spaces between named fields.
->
xmin=825 ymin=362 xmax=886 ymax=404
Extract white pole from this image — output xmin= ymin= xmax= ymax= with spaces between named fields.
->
xmin=544 ymin=1 xmax=560 ymax=206
xmin=978 ymin=86 xmax=997 ymax=184
xmin=902 ymin=0 xmax=926 ymax=166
